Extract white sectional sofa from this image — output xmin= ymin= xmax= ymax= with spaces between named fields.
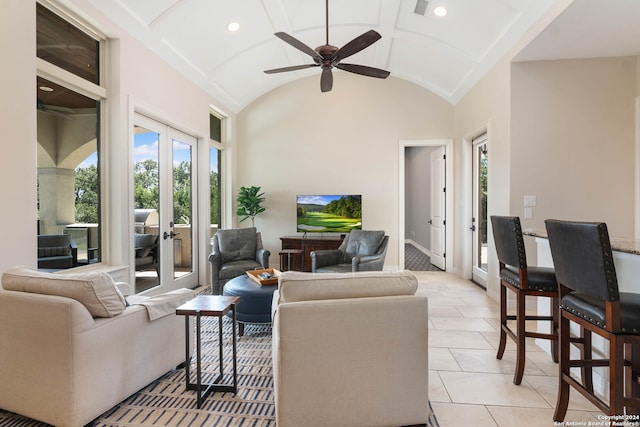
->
xmin=272 ymin=270 xmax=429 ymax=427
xmin=0 ymin=266 xmax=195 ymax=427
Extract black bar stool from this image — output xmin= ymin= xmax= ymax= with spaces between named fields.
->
xmin=490 ymin=215 xmax=559 ymax=385
xmin=546 ymin=219 xmax=640 ymax=420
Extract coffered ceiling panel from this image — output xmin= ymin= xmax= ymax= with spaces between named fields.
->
xmin=85 ymin=0 xmax=567 ymax=113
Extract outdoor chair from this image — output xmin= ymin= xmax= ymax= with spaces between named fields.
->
xmin=37 ymin=234 xmax=78 ymax=270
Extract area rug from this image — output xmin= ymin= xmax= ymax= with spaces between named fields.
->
xmin=0 ymin=318 xmax=439 ymax=427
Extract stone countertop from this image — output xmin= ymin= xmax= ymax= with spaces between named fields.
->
xmin=523 ymin=229 xmax=640 ymax=256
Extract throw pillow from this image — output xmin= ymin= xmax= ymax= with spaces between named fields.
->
xmin=2 ymin=266 xmax=127 ymax=318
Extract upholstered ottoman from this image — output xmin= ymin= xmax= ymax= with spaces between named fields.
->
xmin=223 ymin=274 xmax=277 ymax=336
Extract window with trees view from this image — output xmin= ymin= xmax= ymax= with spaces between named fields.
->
xmin=210 ymin=113 xmax=223 ymax=236
xmin=36 ymin=4 xmax=103 ymax=269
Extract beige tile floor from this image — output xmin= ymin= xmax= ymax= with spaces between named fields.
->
xmin=415 ymin=271 xmax=609 ymax=427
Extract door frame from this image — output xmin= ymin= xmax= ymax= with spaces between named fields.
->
xmin=461 ymin=124 xmax=491 ymax=282
xmin=471 ymin=135 xmax=488 ymax=287
xmin=130 ymin=105 xmax=202 ymax=294
xmin=398 ymin=139 xmax=453 ymax=272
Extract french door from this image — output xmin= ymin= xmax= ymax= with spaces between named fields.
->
xmin=133 ymin=114 xmax=198 ymax=293
xmin=471 ymin=134 xmax=488 ymax=287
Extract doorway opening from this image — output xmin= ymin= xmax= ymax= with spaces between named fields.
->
xmin=399 ymin=139 xmax=453 ymax=272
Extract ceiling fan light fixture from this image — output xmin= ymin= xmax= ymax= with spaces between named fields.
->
xmin=227 ymin=21 xmax=240 ymax=32
xmin=434 ymin=6 xmax=447 ymax=17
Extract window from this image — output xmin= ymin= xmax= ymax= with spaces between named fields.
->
xmin=36 ymin=3 xmax=104 ymax=268
xmin=210 ymin=113 xmax=224 ymax=237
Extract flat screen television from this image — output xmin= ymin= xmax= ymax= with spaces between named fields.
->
xmin=296 ymin=194 xmax=362 ymax=233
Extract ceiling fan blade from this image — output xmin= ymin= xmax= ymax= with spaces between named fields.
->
xmin=331 ymin=30 xmax=381 ymax=63
xmin=274 ymin=32 xmax=323 ymax=62
xmin=320 ymin=67 xmax=333 ymax=92
xmin=336 ymin=63 xmax=390 ymax=79
xmin=264 ymin=64 xmax=319 ymax=74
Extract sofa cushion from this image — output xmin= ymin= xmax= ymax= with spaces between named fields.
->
xmin=277 ymin=270 xmax=417 ymax=304
xmin=2 ymin=266 xmax=127 ymax=318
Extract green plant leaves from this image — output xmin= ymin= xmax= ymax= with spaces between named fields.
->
xmin=236 ymin=186 xmax=266 ymax=225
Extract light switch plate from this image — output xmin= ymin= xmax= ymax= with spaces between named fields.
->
xmin=524 ymin=195 xmax=537 ymax=207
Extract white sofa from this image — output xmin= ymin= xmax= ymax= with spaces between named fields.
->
xmin=272 ymin=270 xmax=429 ymax=427
xmin=0 ymin=266 xmax=195 ymax=427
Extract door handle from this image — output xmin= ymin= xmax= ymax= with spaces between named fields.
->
xmin=470 ymin=225 xmax=476 ymax=232
xmin=428 ymin=219 xmax=433 ymax=225
xmin=163 ymin=231 xmax=177 ymax=240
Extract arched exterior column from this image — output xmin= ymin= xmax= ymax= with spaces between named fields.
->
xmin=38 ymin=167 xmax=75 ymax=234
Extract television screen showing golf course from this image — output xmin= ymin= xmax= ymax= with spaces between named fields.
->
xmin=296 ymin=195 xmax=362 ymax=233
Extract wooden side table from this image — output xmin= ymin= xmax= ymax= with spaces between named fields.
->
xmin=176 ymin=295 xmax=240 ymax=408
xmin=279 ymin=248 xmax=304 ymax=271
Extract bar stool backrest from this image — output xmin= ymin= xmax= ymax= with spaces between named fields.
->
xmin=490 ymin=216 xmax=527 ymax=269
xmin=545 ymin=219 xmax=619 ymax=302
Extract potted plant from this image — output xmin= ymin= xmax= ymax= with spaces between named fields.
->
xmin=236 ymin=185 xmax=266 ymax=227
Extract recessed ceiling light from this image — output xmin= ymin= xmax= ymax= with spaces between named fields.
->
xmin=227 ymin=21 xmax=240 ymax=32
xmin=434 ymin=6 xmax=447 ymax=17
xmin=39 ymin=86 xmax=54 ymax=92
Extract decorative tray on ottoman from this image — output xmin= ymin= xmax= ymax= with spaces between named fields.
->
xmin=247 ymin=268 xmax=281 ymax=285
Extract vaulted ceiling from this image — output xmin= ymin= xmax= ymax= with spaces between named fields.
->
xmin=85 ymin=0 xmax=640 ymax=114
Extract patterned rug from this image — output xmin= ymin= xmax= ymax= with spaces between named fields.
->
xmin=1 ymin=316 xmax=439 ymax=427
xmin=405 ymin=243 xmax=443 ymax=271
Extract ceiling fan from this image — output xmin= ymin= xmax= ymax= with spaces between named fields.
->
xmin=37 ymin=98 xmax=74 ymax=120
xmin=263 ymin=0 xmax=390 ymax=92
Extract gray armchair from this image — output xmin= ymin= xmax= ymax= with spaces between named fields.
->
xmin=311 ymin=230 xmax=388 ymax=273
xmin=37 ymin=234 xmax=78 ymax=270
xmin=209 ymin=227 xmax=270 ymax=295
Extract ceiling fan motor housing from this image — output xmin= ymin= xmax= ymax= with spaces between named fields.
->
xmin=316 ymin=44 xmax=339 ymax=65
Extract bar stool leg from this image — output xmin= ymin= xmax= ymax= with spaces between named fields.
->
xmin=497 ymin=282 xmax=508 ymax=361
xmin=514 ymin=289 xmax=526 ymax=385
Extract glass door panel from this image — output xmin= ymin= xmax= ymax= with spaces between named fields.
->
xmin=472 ymin=137 xmax=488 ymax=287
xmin=133 ymin=124 xmax=161 ymax=293
xmin=170 ymin=130 xmax=195 ymax=282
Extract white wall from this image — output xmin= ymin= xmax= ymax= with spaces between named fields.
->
xmin=237 ymin=73 xmax=454 ymax=269
xmin=454 ymin=54 xmax=512 ymax=297
xmin=510 ymin=57 xmax=637 ymax=238
xmin=0 ymin=1 xmax=37 ymax=274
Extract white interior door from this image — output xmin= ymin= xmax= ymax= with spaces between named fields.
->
xmin=429 ymin=146 xmax=446 ymax=270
